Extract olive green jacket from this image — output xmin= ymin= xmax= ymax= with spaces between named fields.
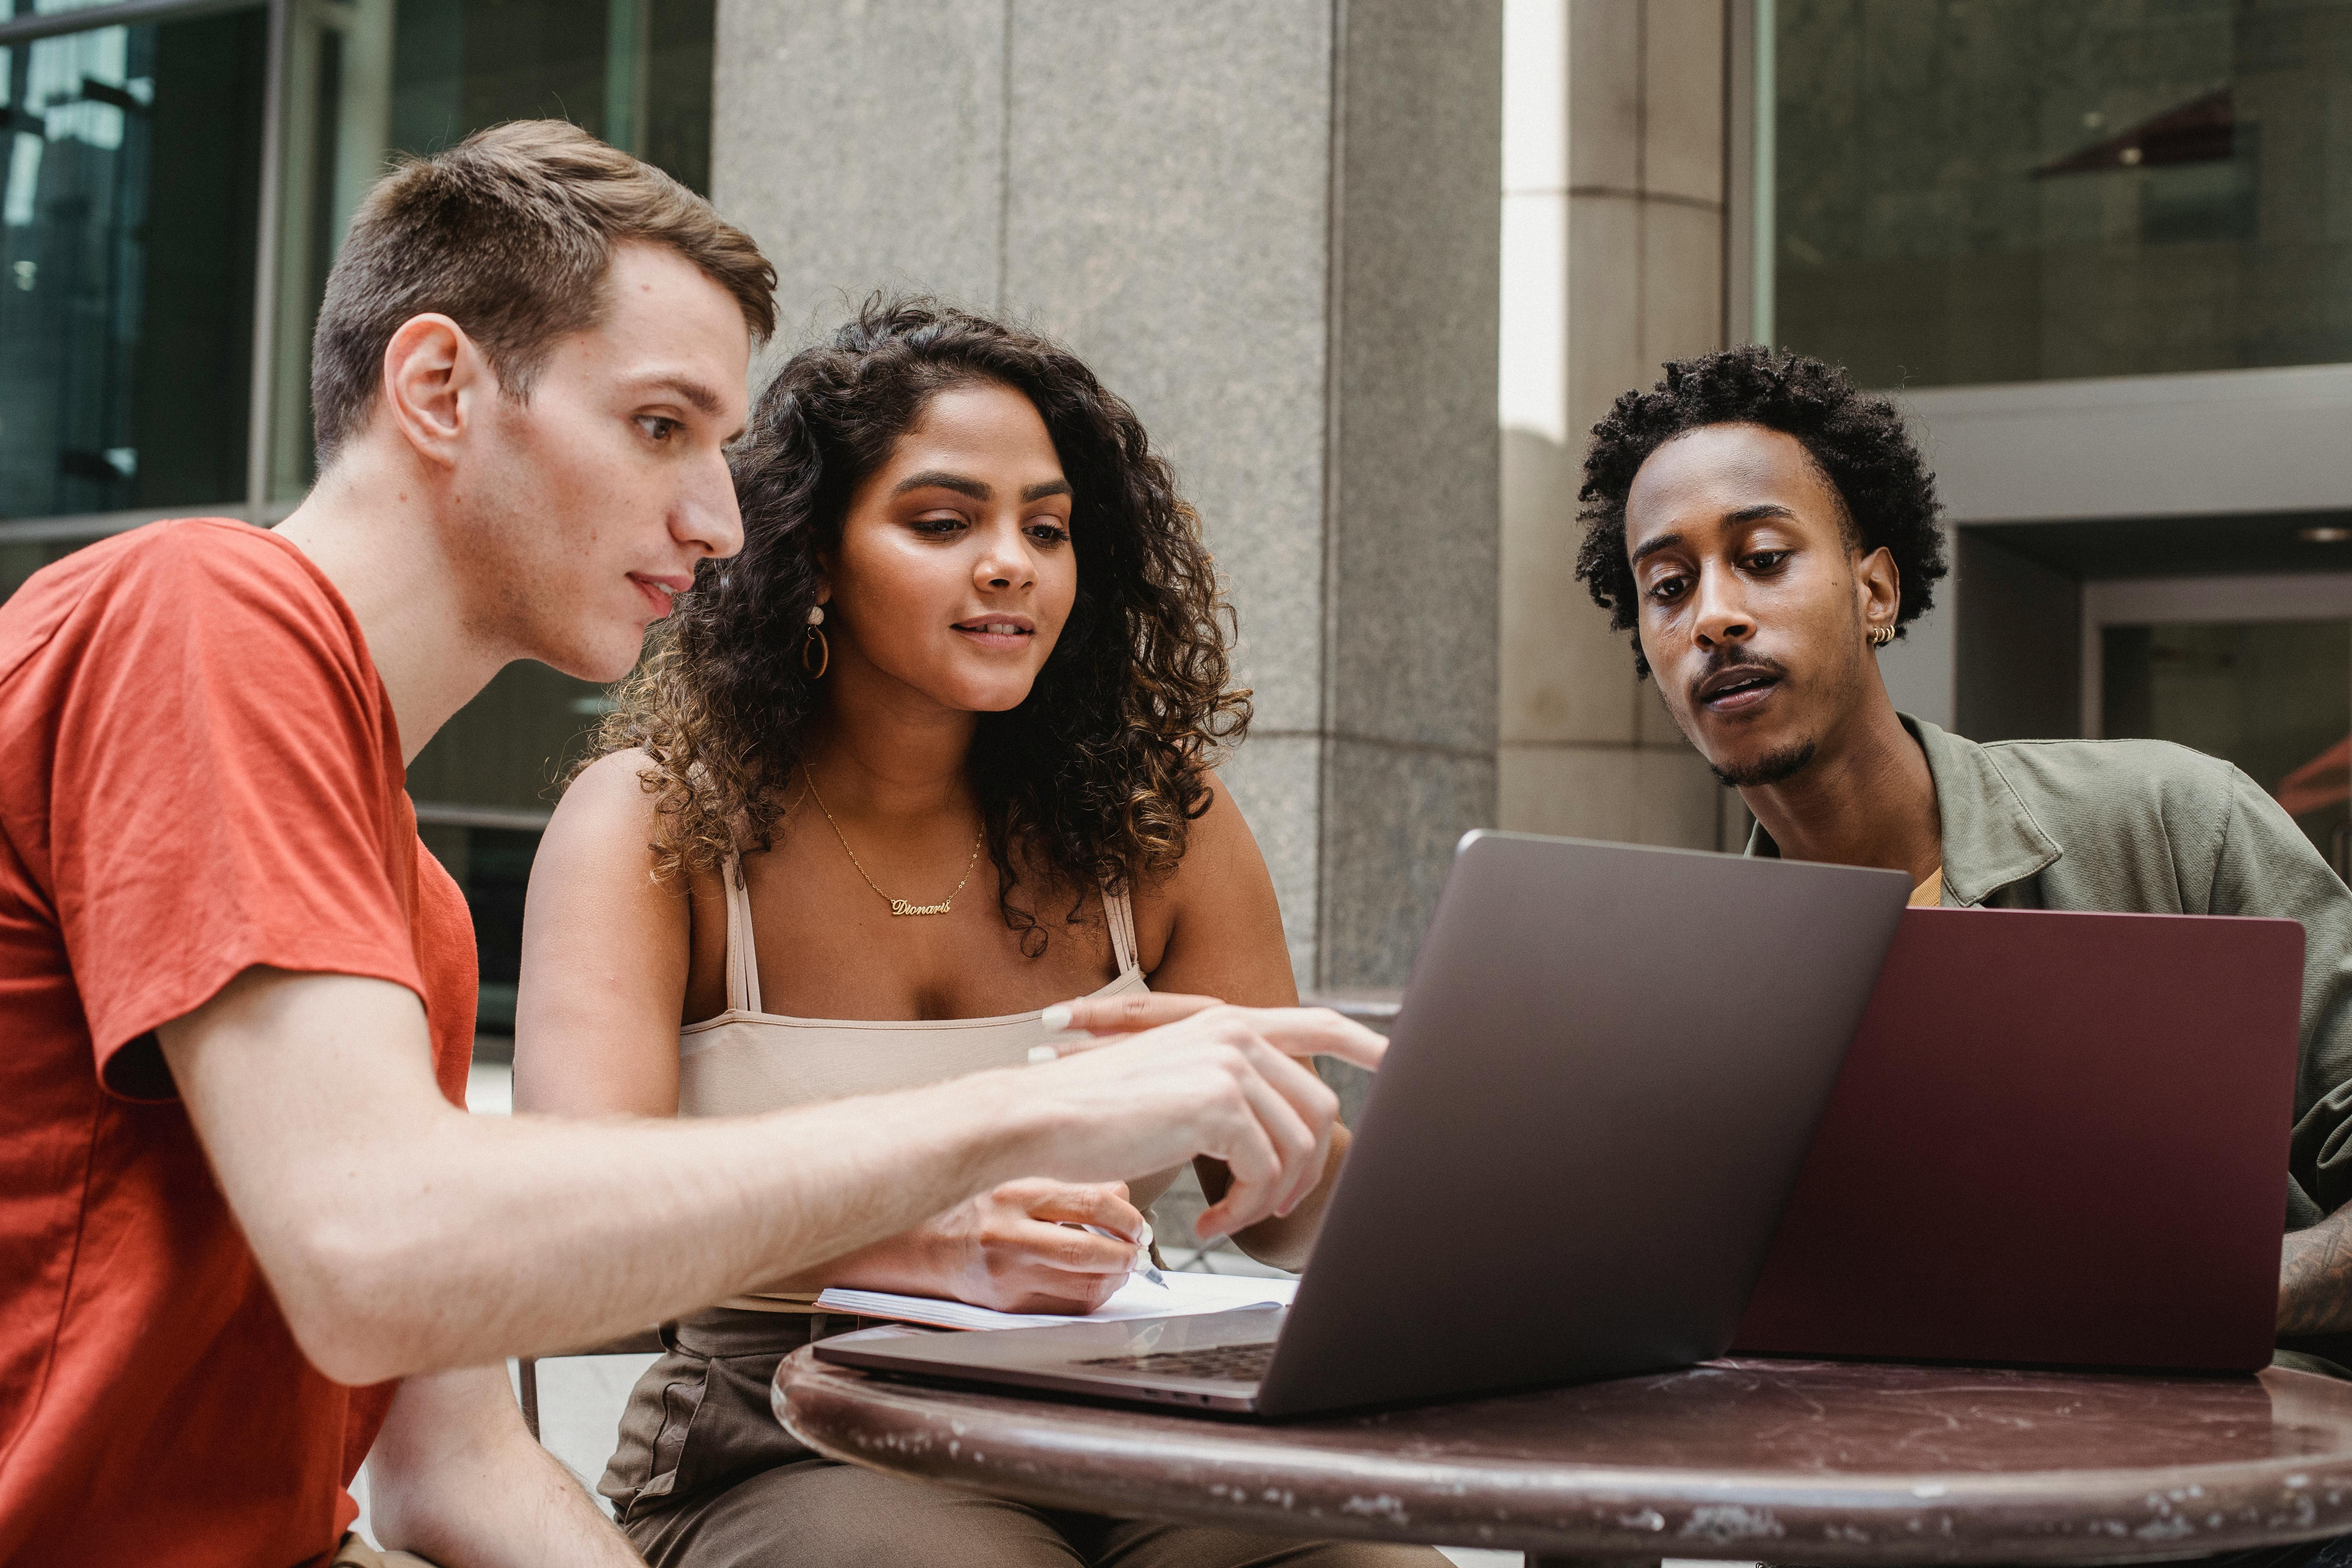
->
xmin=1748 ymin=714 xmax=2352 ymax=1230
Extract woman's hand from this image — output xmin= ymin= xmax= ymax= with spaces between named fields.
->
xmin=927 ymin=1178 xmax=1144 ymax=1314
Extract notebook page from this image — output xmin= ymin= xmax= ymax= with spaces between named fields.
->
xmin=814 ymin=1270 xmax=1296 ymax=1332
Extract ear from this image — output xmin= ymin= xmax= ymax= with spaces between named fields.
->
xmin=1855 ymin=543 xmax=1902 ymax=637
xmin=378 ymin=313 xmax=493 ymax=468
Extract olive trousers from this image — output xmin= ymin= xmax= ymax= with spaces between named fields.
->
xmin=604 ymin=1309 xmax=1445 ymax=1568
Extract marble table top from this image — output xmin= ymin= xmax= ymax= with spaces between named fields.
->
xmin=774 ymin=1349 xmax=2352 ymax=1563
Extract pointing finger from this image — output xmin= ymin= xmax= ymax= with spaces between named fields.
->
xmin=1040 ymin=992 xmax=1225 ymax=1044
xmin=1221 ymin=1007 xmax=1388 ymax=1070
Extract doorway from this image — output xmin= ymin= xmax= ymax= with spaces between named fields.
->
xmin=2082 ymin=573 xmax=2352 ymax=873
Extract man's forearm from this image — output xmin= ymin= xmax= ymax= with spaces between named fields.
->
xmin=270 ymin=1076 xmax=1047 ymax=1383
xmin=167 ymin=971 xmax=1367 ymax=1385
xmin=2281 ymin=1205 xmax=2352 ymax=1336
xmin=166 ymin=971 xmax=1061 ymax=1382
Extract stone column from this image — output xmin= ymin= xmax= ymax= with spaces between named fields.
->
xmin=712 ymin=0 xmax=1501 ymax=989
xmin=1497 ymin=0 xmax=1741 ymax=850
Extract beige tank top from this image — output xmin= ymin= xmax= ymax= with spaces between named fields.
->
xmin=679 ymin=852 xmax=1152 ymax=1310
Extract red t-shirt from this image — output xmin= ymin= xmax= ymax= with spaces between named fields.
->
xmin=0 ymin=520 xmax=475 ymax=1566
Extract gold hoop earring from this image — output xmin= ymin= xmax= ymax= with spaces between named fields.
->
xmin=1867 ymin=623 xmax=1895 ymax=648
xmin=803 ymin=604 xmax=830 ymax=678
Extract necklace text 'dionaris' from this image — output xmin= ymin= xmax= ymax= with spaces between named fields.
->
xmin=801 ymin=763 xmax=984 ymax=916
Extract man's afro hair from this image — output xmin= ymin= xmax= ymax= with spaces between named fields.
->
xmin=1573 ymin=345 xmax=1947 ymax=678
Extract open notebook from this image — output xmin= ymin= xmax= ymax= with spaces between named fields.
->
xmin=814 ymin=1270 xmax=1297 ymax=1332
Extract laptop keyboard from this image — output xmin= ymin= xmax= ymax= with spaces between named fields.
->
xmin=1075 ymin=1340 xmax=1278 ymax=1383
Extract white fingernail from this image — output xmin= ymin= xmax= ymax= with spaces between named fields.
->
xmin=1025 ymin=1044 xmax=1058 ymax=1065
xmin=1040 ymin=1003 xmax=1073 ymax=1033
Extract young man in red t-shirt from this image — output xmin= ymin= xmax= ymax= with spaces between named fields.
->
xmin=0 ymin=122 xmax=1377 ymax=1565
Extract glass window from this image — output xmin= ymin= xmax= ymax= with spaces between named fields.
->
xmin=1770 ymin=0 xmax=2352 ymax=388
xmin=0 ymin=3 xmax=266 ymax=520
xmin=283 ymin=0 xmax=717 ymax=1038
xmin=0 ymin=0 xmax=719 ymax=1041
xmin=266 ymin=0 xmax=717 ymax=502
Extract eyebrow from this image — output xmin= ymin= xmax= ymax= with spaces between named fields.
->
xmin=1628 ymin=503 xmax=1800 ymax=566
xmin=893 ymin=470 xmax=990 ymax=501
xmin=891 ymin=472 xmax=1075 ymax=504
xmin=641 ymin=375 xmax=726 ymax=419
xmin=1629 ymin=530 xmax=1684 ymax=566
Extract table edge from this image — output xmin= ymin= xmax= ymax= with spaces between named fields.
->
xmin=774 ymin=1350 xmax=2352 ymax=1563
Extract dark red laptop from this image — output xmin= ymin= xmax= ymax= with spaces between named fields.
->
xmin=1733 ymin=905 xmax=2303 ymax=1373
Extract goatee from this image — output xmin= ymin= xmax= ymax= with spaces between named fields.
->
xmin=1710 ymin=739 xmax=1818 ymax=789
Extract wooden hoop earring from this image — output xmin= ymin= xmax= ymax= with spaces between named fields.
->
xmin=803 ymin=603 xmax=830 ymax=678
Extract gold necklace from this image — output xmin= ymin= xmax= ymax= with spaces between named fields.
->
xmin=800 ymin=762 xmax=984 ymax=916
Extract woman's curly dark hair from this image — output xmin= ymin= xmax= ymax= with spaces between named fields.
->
xmin=1574 ymin=345 xmax=1947 ymax=677
xmin=586 ymin=295 xmax=1251 ymax=954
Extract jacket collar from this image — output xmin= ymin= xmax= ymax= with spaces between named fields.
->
xmin=1743 ymin=713 xmax=2061 ymax=906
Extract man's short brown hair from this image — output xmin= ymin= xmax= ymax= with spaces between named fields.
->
xmin=310 ymin=120 xmax=777 ymax=466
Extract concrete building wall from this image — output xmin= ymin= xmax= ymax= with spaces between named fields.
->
xmin=712 ymin=1 xmax=1501 ymax=987
xmin=1497 ymin=0 xmax=1738 ymax=851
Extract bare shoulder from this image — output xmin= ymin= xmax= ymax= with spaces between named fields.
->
xmin=526 ymin=748 xmax=704 ymax=930
xmin=1130 ymin=769 xmax=1288 ymax=995
xmin=1161 ymin=771 xmax=1267 ymax=887
xmin=515 ymin=748 xmax=700 ymax=1116
xmin=540 ymin=749 xmax=670 ymax=867
xmin=557 ymin=746 xmax=664 ymax=823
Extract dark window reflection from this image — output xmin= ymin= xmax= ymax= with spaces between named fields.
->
xmin=416 ymin=822 xmax=541 ymax=1042
xmin=1775 ymin=0 xmax=2352 ymax=387
xmin=0 ymin=8 xmax=265 ymax=520
xmin=2102 ymin=619 xmax=2352 ymax=871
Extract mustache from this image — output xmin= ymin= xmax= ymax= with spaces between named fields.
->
xmin=1690 ymin=647 xmax=1789 ymax=694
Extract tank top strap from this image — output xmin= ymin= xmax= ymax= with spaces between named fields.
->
xmin=722 ymin=849 xmax=764 ymax=1015
xmin=1103 ymin=881 xmax=1141 ymax=977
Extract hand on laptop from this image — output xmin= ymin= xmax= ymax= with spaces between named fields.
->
xmin=1028 ymin=996 xmax=1385 ymax=1240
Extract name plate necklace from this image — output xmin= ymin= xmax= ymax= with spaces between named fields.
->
xmin=802 ymin=761 xmax=984 ymax=917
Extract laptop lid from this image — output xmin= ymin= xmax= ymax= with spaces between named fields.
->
xmin=1249 ymin=831 xmax=1911 ymax=1416
xmin=819 ymin=833 xmax=1909 ymax=1418
xmin=1732 ymin=906 xmax=2303 ymax=1372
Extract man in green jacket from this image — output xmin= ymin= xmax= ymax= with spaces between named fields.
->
xmin=1573 ymin=345 xmax=2352 ymax=1345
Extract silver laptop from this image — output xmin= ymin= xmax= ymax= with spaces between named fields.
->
xmin=814 ymin=831 xmax=1909 ymax=1418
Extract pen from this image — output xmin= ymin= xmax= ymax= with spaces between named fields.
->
xmin=1080 ymin=1221 xmax=1169 ymax=1288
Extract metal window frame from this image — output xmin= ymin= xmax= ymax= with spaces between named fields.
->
xmin=413 ymin=802 xmax=555 ymax=833
xmin=0 ymin=0 xmax=282 ymax=547
xmin=0 ymin=0 xmax=260 ymax=49
xmin=2078 ymin=572 xmax=2352 ymax=740
xmin=1724 ymin=0 xmax=1767 ymax=349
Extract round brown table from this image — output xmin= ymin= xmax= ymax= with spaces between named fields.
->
xmin=775 ymin=1350 xmax=2352 ymax=1567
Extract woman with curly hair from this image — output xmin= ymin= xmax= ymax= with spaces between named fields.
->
xmin=511 ymin=298 xmax=1434 ymax=1568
